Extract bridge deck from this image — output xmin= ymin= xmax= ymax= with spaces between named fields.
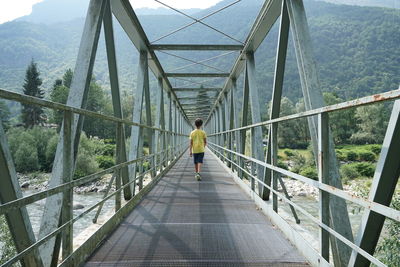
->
xmin=85 ymin=149 xmax=308 ymax=266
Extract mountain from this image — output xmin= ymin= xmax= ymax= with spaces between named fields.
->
xmin=0 ymin=0 xmax=399 ymax=107
xmin=15 ymin=0 xmax=203 ymax=24
xmin=314 ymin=0 xmax=399 ymax=9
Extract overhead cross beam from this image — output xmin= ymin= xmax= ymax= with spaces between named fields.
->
xmin=166 ymin=73 xmax=230 ymax=78
xmin=151 ymin=44 xmax=244 ymax=51
xmin=173 ymin=87 xmax=221 ymax=92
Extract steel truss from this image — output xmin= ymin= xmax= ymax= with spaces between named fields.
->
xmin=0 ymin=0 xmax=398 ymax=266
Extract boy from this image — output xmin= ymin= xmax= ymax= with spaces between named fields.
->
xmin=189 ymin=118 xmax=207 ymax=181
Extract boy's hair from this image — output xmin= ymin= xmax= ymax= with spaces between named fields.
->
xmin=194 ymin=118 xmax=203 ymax=128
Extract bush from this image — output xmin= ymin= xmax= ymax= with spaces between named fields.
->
xmin=15 ymin=141 xmax=39 ymax=173
xmin=369 ymin=144 xmax=382 ymax=155
xmin=340 ymin=164 xmax=359 ymax=181
xmin=45 ymin=135 xmax=58 ymax=170
xmin=277 ymin=160 xmax=288 ymax=170
xmin=354 ymin=162 xmax=375 ymax=177
xmin=336 ymin=149 xmax=347 ymax=161
xmin=299 ymin=166 xmax=318 ymax=180
xmin=142 ymin=161 xmax=150 ymax=171
xmin=96 ymin=155 xmax=115 ymax=169
xmin=101 ymin=144 xmax=115 ymax=157
xmin=74 ymin=133 xmax=99 ymax=179
xmin=283 ymin=149 xmax=294 ymax=157
xmin=290 ymin=152 xmax=306 ymax=174
xmin=346 ymin=151 xmax=358 ymax=161
xmin=358 ymin=151 xmax=376 ymax=162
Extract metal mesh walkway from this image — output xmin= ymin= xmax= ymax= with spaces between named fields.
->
xmin=85 ymin=149 xmax=309 ymax=266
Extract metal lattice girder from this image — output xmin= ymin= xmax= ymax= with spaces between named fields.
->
xmin=38 ymin=1 xmax=107 ymax=265
xmin=111 ymin=0 xmax=190 ymax=122
xmin=246 ymin=52 xmax=265 ymax=194
xmin=166 ymin=73 xmax=230 ymax=78
xmin=286 ymin=0 xmax=353 ymax=265
xmin=0 ymin=123 xmax=43 ymax=267
xmin=129 ymin=51 xmax=148 ymax=193
xmin=150 ymin=44 xmax=244 ymax=50
xmin=206 ymin=0 xmax=282 ymax=122
xmin=349 ymin=100 xmax=400 ymax=266
xmin=103 ymin=0 xmax=131 ymax=200
xmin=154 ymin=78 xmax=166 ymax=171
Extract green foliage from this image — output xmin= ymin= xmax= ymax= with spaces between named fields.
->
xmin=0 ymin=100 xmax=11 ymax=130
xmin=350 ymin=104 xmax=388 ymax=145
xmin=100 ymin=144 xmax=115 ymax=157
xmin=277 ymin=160 xmax=288 ymax=170
xmin=6 ymin=126 xmax=57 ymax=172
xmin=0 ymin=215 xmax=17 ymax=265
xmin=95 ymin=155 xmax=115 ymax=169
xmin=346 ymin=151 xmax=358 ymax=161
xmin=283 ymin=149 xmax=294 ymax=157
xmin=377 ymin=194 xmax=400 ymax=266
xmin=74 ymin=133 xmax=99 ymax=179
xmin=369 ymin=144 xmax=382 ymax=155
xmin=358 ymin=151 xmax=376 ymax=161
xmin=353 ymin=162 xmax=375 ymax=177
xmin=340 ymin=164 xmax=360 ymax=181
xmin=299 ymin=166 xmax=318 ymax=180
xmin=289 ymin=151 xmax=307 ymax=174
xmin=21 ymin=59 xmax=45 ymax=128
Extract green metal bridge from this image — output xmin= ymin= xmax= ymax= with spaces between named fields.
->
xmin=0 ymin=0 xmax=399 ymax=266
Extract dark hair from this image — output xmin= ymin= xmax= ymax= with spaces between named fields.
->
xmin=194 ymin=118 xmax=203 ymax=128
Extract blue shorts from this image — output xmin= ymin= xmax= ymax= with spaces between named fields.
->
xmin=193 ymin=152 xmax=204 ymax=164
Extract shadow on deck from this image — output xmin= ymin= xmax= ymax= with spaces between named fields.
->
xmin=85 ymin=149 xmax=309 ymax=267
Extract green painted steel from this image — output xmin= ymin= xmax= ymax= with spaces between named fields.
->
xmin=0 ymin=123 xmax=43 ymax=267
xmin=150 ymin=44 xmax=244 ymax=50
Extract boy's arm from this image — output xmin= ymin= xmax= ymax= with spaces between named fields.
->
xmin=204 ymin=138 xmax=207 ymax=147
xmin=189 ymin=139 xmax=193 ymax=156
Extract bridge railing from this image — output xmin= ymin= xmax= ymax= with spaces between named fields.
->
xmin=207 ymin=89 xmax=400 ymax=266
xmin=0 ymin=88 xmax=188 ymax=266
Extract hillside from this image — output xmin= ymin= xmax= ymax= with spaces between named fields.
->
xmin=0 ymin=0 xmax=399 ymax=105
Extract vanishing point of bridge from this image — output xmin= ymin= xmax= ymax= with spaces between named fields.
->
xmin=0 ymin=0 xmax=399 ymax=266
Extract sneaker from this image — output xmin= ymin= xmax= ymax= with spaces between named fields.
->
xmin=196 ymin=173 xmax=202 ymax=181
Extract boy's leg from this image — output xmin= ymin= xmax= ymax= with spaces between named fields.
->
xmin=197 ymin=163 xmax=202 ymax=173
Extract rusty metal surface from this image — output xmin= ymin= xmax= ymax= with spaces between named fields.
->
xmin=85 ymin=151 xmax=308 ymax=266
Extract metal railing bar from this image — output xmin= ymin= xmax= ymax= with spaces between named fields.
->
xmin=208 ymin=89 xmax=400 ymax=136
xmin=208 ymin=142 xmax=400 ymax=222
xmin=0 ymin=143 xmax=187 ymax=267
xmin=208 ymin=145 xmax=386 ymax=267
xmin=0 ymin=147 xmax=174 ymax=214
xmin=0 ymin=88 xmax=187 ymax=135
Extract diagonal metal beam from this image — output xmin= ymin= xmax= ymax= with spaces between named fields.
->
xmin=170 ymin=51 xmax=236 ymax=72
xmin=38 ymin=1 xmax=107 ymax=265
xmin=286 ymin=0 xmax=353 ymax=264
xmin=166 ymin=73 xmax=230 ymax=78
xmin=0 ymin=123 xmax=43 ymax=267
xmin=151 ymin=44 xmax=244 ymax=50
xmin=111 ymin=0 xmax=190 ymax=123
xmin=349 ymin=100 xmax=400 ymax=266
xmin=103 ymin=0 xmax=132 ymax=200
xmin=206 ymin=0 xmax=282 ymax=123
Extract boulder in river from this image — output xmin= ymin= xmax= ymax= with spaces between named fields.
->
xmin=73 ymin=203 xmax=85 ymax=210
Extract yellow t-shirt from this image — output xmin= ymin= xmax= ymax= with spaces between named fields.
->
xmin=190 ymin=129 xmax=207 ymax=153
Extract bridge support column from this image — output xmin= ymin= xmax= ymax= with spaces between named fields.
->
xmin=38 ymin=1 xmax=107 ymax=265
xmin=154 ymin=78 xmax=166 ymax=172
xmin=246 ymin=52 xmax=265 ymax=196
xmin=129 ymin=50 xmax=149 ymax=194
xmin=103 ymin=0 xmax=131 ymax=200
xmin=286 ymin=0 xmax=353 ymax=264
xmin=239 ymin=66 xmax=250 ymax=180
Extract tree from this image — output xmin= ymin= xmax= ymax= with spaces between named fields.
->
xmin=0 ymin=101 xmax=11 ymax=130
xmin=323 ymin=92 xmax=355 ymax=144
xmin=350 ymin=103 xmax=389 ymax=144
xmin=21 ymin=60 xmax=45 ymax=128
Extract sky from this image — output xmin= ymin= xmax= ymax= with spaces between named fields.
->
xmin=0 ymin=0 xmax=223 ymax=24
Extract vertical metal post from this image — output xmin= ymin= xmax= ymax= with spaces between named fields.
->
xmin=0 ymin=123 xmax=43 ymax=267
xmin=262 ymin=0 xmax=289 ymax=200
xmin=246 ymin=51 xmax=265 ymax=196
xmin=103 ymin=0 xmax=131 ymax=200
xmin=129 ymin=50 xmax=148 ymax=194
xmin=349 ymin=100 xmax=400 ymax=266
xmin=154 ymin=78 xmax=165 ymax=171
xmin=61 ymin=111 xmax=73 ymax=260
xmin=143 ymin=70 xmax=155 ymax=178
xmin=286 ymin=1 xmax=353 ymax=264
xmin=38 ymin=1 xmax=107 ymax=265
xmin=173 ymin=101 xmax=178 ymax=157
xmin=271 ymin=121 xmax=278 ymax=212
xmin=228 ymin=84 xmax=236 ymax=169
xmin=115 ymin=122 xmax=123 ymax=211
xmin=318 ymin=113 xmax=330 ymax=261
xmin=167 ymin=92 xmax=172 ymax=164
xmin=240 ymin=67 xmax=250 ymax=179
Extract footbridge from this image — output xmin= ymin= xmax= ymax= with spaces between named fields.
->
xmin=0 ymin=0 xmax=399 ymax=266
